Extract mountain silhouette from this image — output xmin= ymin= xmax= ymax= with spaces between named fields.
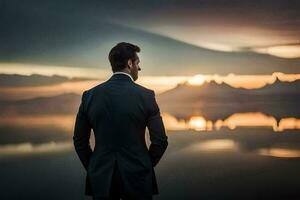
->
xmin=0 ymin=93 xmax=81 ymax=115
xmin=157 ymin=79 xmax=300 ymax=120
xmin=1 ymin=79 xmax=299 ymax=119
xmin=158 ymin=78 xmax=300 ymax=103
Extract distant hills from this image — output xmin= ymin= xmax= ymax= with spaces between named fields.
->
xmin=0 ymin=78 xmax=299 ymax=119
xmin=158 ymin=77 xmax=300 ymax=103
xmin=0 ymin=73 xmax=96 ymax=87
xmin=0 ymin=93 xmax=81 ymax=115
xmin=157 ymin=78 xmax=300 ymax=120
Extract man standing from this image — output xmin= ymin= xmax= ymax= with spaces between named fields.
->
xmin=73 ymin=42 xmax=168 ymax=200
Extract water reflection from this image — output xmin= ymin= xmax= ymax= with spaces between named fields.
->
xmin=0 ymin=114 xmax=76 ymax=132
xmin=185 ymin=139 xmax=239 ymax=152
xmin=162 ymin=112 xmax=300 ymax=132
xmin=1 ymin=112 xmax=299 ymax=133
xmin=257 ymin=148 xmax=300 ymax=158
xmin=0 ymin=141 xmax=72 ymax=157
xmin=189 ymin=116 xmax=213 ymax=131
xmin=278 ymin=118 xmax=300 ymax=131
xmin=1 ymin=113 xmax=300 ymax=159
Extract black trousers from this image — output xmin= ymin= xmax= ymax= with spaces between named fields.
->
xmin=93 ymin=163 xmax=153 ymax=200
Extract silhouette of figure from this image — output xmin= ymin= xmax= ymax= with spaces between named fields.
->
xmin=73 ymin=42 xmax=168 ymax=200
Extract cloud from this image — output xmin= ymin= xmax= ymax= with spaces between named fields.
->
xmin=1 ymin=0 xmax=300 ymax=75
xmin=252 ymin=44 xmax=300 ymax=59
xmin=114 ymin=0 xmax=300 ymax=50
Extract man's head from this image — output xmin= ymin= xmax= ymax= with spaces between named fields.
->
xmin=108 ymin=42 xmax=141 ymax=81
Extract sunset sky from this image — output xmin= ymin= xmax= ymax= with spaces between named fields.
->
xmin=0 ymin=0 xmax=300 ymax=86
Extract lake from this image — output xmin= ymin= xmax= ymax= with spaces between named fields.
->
xmin=1 ymin=112 xmax=300 ymax=200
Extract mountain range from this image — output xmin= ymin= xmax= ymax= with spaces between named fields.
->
xmin=157 ymin=77 xmax=300 ymax=104
xmin=156 ymin=77 xmax=300 ymax=120
xmin=0 ymin=78 xmax=299 ymax=120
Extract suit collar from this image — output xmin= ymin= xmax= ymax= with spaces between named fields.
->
xmin=108 ymin=72 xmax=134 ymax=82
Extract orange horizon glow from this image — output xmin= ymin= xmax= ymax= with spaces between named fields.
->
xmin=1 ymin=63 xmax=300 ymax=101
xmin=1 ymin=72 xmax=300 ymax=101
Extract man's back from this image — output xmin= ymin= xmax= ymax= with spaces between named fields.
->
xmin=73 ymin=73 xmax=168 ymax=199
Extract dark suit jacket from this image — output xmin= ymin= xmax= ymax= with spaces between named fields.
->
xmin=73 ymin=73 xmax=168 ymax=199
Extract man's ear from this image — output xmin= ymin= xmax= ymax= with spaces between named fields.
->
xmin=127 ymin=59 xmax=133 ymax=68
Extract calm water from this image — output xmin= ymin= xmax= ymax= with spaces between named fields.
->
xmin=1 ymin=111 xmax=300 ymax=199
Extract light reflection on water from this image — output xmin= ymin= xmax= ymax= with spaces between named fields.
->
xmin=183 ymin=139 xmax=239 ymax=152
xmin=0 ymin=141 xmax=73 ymax=157
xmin=1 ymin=113 xmax=300 ymax=158
xmin=162 ymin=112 xmax=300 ymax=132
xmin=257 ymin=148 xmax=300 ymax=158
xmin=182 ymin=141 xmax=300 ymax=158
xmin=1 ymin=112 xmax=300 ymax=133
xmin=0 ymin=114 xmax=76 ymax=132
xmin=0 ymin=112 xmax=299 ymax=132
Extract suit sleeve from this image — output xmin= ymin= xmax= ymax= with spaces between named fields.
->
xmin=73 ymin=90 xmax=93 ymax=171
xmin=146 ymin=90 xmax=168 ymax=167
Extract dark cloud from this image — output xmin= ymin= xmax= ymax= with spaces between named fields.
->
xmin=0 ymin=0 xmax=300 ymax=75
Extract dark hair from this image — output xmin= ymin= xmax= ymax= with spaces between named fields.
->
xmin=108 ymin=42 xmax=141 ymax=72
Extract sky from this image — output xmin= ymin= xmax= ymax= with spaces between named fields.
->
xmin=0 ymin=0 xmax=300 ymax=77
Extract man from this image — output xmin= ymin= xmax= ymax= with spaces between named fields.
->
xmin=73 ymin=42 xmax=168 ymax=200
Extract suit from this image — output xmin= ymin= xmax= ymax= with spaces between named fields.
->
xmin=73 ymin=73 xmax=168 ymax=199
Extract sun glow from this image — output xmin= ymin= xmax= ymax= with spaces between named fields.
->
xmin=187 ymin=74 xmax=207 ymax=86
